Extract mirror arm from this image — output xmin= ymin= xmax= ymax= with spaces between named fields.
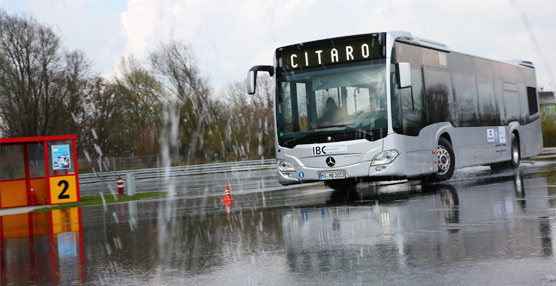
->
xmin=250 ymin=65 xmax=274 ymax=77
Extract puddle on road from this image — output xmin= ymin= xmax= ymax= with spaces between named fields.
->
xmin=2 ymin=162 xmax=556 ymax=284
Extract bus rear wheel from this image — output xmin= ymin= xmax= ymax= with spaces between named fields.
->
xmin=509 ymin=133 xmax=520 ymax=169
xmin=490 ymin=132 xmax=520 ymax=171
xmin=435 ymin=137 xmax=455 ymax=181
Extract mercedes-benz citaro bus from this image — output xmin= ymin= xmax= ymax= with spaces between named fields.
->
xmin=247 ymin=31 xmax=542 ymax=191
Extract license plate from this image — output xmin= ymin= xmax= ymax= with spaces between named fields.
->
xmin=318 ymin=171 xmax=346 ymax=180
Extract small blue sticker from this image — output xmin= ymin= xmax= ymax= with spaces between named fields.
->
xmin=298 ymin=172 xmax=305 ymax=178
xmin=318 ymin=173 xmax=323 ymax=180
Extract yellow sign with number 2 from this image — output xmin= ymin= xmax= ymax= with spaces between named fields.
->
xmin=49 ymin=176 xmax=78 ymax=204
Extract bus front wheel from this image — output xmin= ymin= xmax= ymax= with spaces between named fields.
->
xmin=435 ymin=137 xmax=455 ymax=181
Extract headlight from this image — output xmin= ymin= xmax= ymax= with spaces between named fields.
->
xmin=371 ymin=150 xmax=399 ymax=166
xmin=277 ymin=160 xmax=296 ymax=172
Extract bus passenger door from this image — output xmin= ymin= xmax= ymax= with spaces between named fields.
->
xmin=400 ymin=68 xmax=426 ymax=136
xmin=399 ymin=67 xmax=434 ymax=177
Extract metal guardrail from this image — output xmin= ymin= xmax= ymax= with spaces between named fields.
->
xmin=78 ymin=159 xmax=276 ymax=184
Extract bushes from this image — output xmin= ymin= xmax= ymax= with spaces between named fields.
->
xmin=541 ymin=115 xmax=556 ymax=147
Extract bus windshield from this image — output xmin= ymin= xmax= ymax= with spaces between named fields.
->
xmin=276 ymin=59 xmax=387 ymax=147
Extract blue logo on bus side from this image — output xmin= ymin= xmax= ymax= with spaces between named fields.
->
xmin=298 ymin=172 xmax=305 ymax=178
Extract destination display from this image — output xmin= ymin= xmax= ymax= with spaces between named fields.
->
xmin=276 ymin=33 xmax=385 ymax=72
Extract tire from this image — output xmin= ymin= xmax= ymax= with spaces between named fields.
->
xmin=490 ymin=132 xmax=520 ymax=171
xmin=509 ymin=133 xmax=520 ymax=169
xmin=325 ymin=179 xmax=358 ymax=192
xmin=435 ymin=137 xmax=455 ymax=181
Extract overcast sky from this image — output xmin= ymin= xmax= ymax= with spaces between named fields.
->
xmin=1 ymin=0 xmax=555 ymax=92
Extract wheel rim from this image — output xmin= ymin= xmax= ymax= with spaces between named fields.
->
xmin=437 ymin=145 xmax=451 ymax=176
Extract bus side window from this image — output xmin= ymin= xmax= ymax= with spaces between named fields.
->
xmin=476 ymin=76 xmax=498 ymax=126
xmin=400 ymin=68 xmax=424 ymax=112
xmin=400 ymin=89 xmax=413 ymax=111
xmin=451 ymin=54 xmax=480 ymax=127
xmin=423 ymin=67 xmax=453 ymax=124
xmin=411 ymin=68 xmax=424 ymax=111
xmin=474 ymin=58 xmax=500 ymax=126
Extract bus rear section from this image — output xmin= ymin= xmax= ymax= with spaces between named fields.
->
xmin=390 ymin=38 xmax=542 ymax=174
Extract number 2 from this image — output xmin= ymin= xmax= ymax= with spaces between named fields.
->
xmin=58 ymin=180 xmax=70 ymax=199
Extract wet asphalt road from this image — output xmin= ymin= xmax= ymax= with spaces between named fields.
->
xmin=3 ymin=152 xmax=556 ymax=285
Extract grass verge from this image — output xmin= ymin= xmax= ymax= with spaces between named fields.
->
xmin=32 ymin=191 xmax=167 ymax=212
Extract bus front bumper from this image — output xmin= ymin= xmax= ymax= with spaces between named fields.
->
xmin=277 ymin=152 xmax=410 ymax=185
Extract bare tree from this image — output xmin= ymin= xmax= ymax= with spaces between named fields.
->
xmin=0 ymin=9 xmax=279 ymax=169
xmin=0 ymin=10 xmax=91 ymax=138
xmin=223 ymin=75 xmax=274 ymax=160
xmin=149 ymin=41 xmax=218 ymax=163
xmin=113 ymin=56 xmax=163 ymax=156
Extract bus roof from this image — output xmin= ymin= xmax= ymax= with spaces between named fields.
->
xmin=389 ymin=31 xmax=535 ymax=70
xmin=275 ymin=31 xmax=535 ymax=70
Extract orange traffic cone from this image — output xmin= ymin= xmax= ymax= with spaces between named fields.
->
xmin=221 ymin=185 xmax=235 ymax=204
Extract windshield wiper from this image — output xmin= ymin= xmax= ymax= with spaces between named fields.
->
xmin=343 ymin=125 xmax=379 ymax=137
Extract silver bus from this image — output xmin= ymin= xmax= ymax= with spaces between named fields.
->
xmin=247 ymin=31 xmax=542 ymax=190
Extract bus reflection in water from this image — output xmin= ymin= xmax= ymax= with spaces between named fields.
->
xmin=0 ymin=208 xmax=85 ymax=284
xmin=281 ymin=175 xmax=553 ymax=274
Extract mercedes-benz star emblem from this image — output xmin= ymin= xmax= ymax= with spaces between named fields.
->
xmin=326 ymin=157 xmax=335 ymax=167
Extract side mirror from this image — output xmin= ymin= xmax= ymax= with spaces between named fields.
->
xmin=397 ymin=62 xmax=412 ymax=88
xmin=247 ymin=65 xmax=274 ymax=95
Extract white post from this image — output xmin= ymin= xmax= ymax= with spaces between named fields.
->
xmin=157 ymin=154 xmax=160 ymax=178
xmin=126 ymin=173 xmax=136 ymax=196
